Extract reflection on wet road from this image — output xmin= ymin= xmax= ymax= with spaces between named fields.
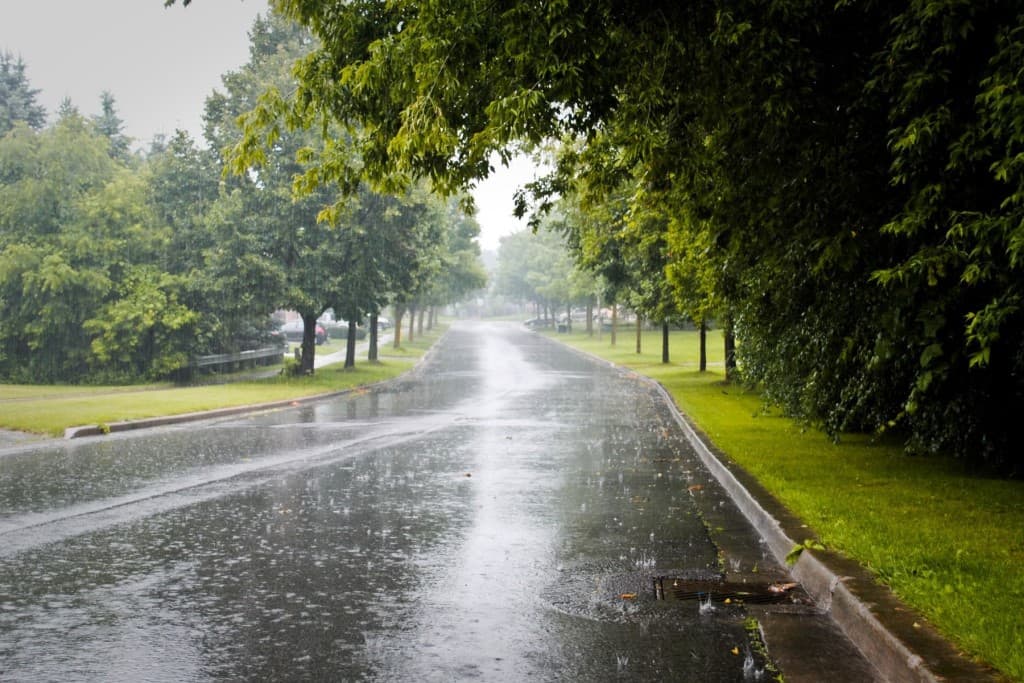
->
xmin=0 ymin=322 xmax=868 ymax=681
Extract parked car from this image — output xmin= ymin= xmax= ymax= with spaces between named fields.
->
xmin=234 ymin=318 xmax=288 ymax=350
xmin=280 ymin=319 xmax=328 ymax=345
xmin=330 ymin=320 xmax=368 ymax=340
xmin=318 ymin=312 xmax=367 ymax=340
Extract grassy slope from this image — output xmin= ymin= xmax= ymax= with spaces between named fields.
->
xmin=0 ymin=326 xmax=444 ymax=436
xmin=550 ymin=326 xmax=1023 ymax=681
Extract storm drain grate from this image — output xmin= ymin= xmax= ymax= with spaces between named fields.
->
xmin=652 ymin=576 xmax=811 ymax=605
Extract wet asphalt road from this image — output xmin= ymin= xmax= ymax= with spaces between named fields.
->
xmin=0 ymin=322 xmax=878 ymax=681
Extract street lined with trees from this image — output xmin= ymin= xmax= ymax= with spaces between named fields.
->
xmin=4 ymin=0 xmax=1024 ymax=677
xmin=226 ymin=0 xmax=1024 ymax=474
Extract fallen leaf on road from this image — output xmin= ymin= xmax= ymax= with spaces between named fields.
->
xmin=620 ymin=593 xmax=637 ymax=600
xmin=768 ymin=582 xmax=799 ymax=594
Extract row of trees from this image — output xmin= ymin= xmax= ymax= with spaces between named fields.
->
xmin=492 ymin=201 xmax=720 ymax=370
xmin=493 ymin=227 xmax=596 ymax=325
xmin=0 ymin=14 xmax=485 ymax=384
xmin=222 ymin=0 xmax=1024 ymax=472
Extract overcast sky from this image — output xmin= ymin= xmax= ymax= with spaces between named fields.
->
xmin=0 ymin=0 xmax=532 ymax=251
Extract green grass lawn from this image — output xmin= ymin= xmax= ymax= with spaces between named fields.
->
xmin=0 ymin=325 xmax=446 ymax=436
xmin=548 ymin=325 xmax=1024 ymax=681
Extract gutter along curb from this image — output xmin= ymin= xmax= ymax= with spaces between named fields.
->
xmin=654 ymin=381 xmax=994 ymax=682
xmin=544 ymin=332 xmax=996 ymax=683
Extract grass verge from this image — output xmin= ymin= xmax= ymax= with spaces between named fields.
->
xmin=0 ymin=325 xmax=446 ymax=437
xmin=548 ymin=326 xmax=1024 ymax=681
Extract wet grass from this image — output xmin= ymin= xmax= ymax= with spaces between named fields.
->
xmin=0 ymin=325 xmax=446 ymax=437
xmin=0 ymin=383 xmax=177 ymax=399
xmin=548 ymin=326 xmax=1024 ymax=681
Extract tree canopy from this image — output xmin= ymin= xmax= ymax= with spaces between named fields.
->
xmin=221 ymin=0 xmax=1024 ymax=471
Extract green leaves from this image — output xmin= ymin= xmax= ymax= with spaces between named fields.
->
xmin=785 ymin=539 xmax=826 ymax=567
xmin=220 ymin=0 xmax=1024 ymax=470
xmin=83 ymin=266 xmax=199 ymax=379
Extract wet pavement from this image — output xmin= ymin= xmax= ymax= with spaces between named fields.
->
xmin=0 ymin=321 xmax=880 ymax=681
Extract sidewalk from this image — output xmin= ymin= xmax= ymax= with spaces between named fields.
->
xmin=198 ymin=332 xmax=393 ymax=382
xmin=314 ymin=331 xmax=392 ymax=368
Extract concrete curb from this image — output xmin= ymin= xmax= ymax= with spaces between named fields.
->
xmin=62 ymin=330 xmax=448 ymax=440
xmin=653 ymin=381 xmax=933 ymax=682
xmin=539 ymin=331 xmax=997 ymax=682
xmin=62 ymin=388 xmax=359 ymax=439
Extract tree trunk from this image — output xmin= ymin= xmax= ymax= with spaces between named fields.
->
xmin=724 ymin=317 xmax=737 ymax=381
xmin=610 ymin=304 xmax=618 ymax=346
xmin=417 ymin=306 xmax=425 ymax=336
xmin=586 ymin=302 xmax=593 ymax=336
xmin=393 ymin=306 xmax=404 ymax=349
xmin=662 ymin=321 xmax=670 ymax=363
xmin=344 ymin=317 xmax=358 ymax=368
xmin=635 ymin=314 xmax=642 ymax=353
xmin=407 ymin=304 xmax=415 ymax=343
xmin=369 ymin=313 xmax=379 ymax=362
xmin=300 ymin=312 xmax=318 ymax=375
xmin=428 ymin=307 xmax=436 ymax=330
xmin=567 ymin=304 xmax=573 ymax=333
xmin=699 ymin=319 xmax=707 ymax=372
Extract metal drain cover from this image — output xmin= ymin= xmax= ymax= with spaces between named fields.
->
xmin=653 ymin=576 xmax=811 ymax=605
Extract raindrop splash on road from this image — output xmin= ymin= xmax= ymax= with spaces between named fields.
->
xmin=0 ymin=322 xmax=864 ymax=680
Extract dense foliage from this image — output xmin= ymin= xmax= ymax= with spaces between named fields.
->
xmin=0 ymin=12 xmax=485 ymax=383
xmin=226 ymin=0 xmax=1024 ymax=472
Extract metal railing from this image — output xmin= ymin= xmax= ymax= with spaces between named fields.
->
xmin=192 ymin=346 xmax=284 ymax=370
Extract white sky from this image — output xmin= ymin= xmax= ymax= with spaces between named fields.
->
xmin=0 ymin=0 xmax=533 ymax=251
xmin=469 ymin=153 xmax=536 ymax=252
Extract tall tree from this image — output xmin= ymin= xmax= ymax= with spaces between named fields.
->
xmin=0 ymin=52 xmax=46 ymax=135
xmin=92 ymin=91 xmax=132 ymax=162
xmin=202 ymin=12 xmax=343 ymax=374
xmin=423 ymin=196 xmax=488 ymax=320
